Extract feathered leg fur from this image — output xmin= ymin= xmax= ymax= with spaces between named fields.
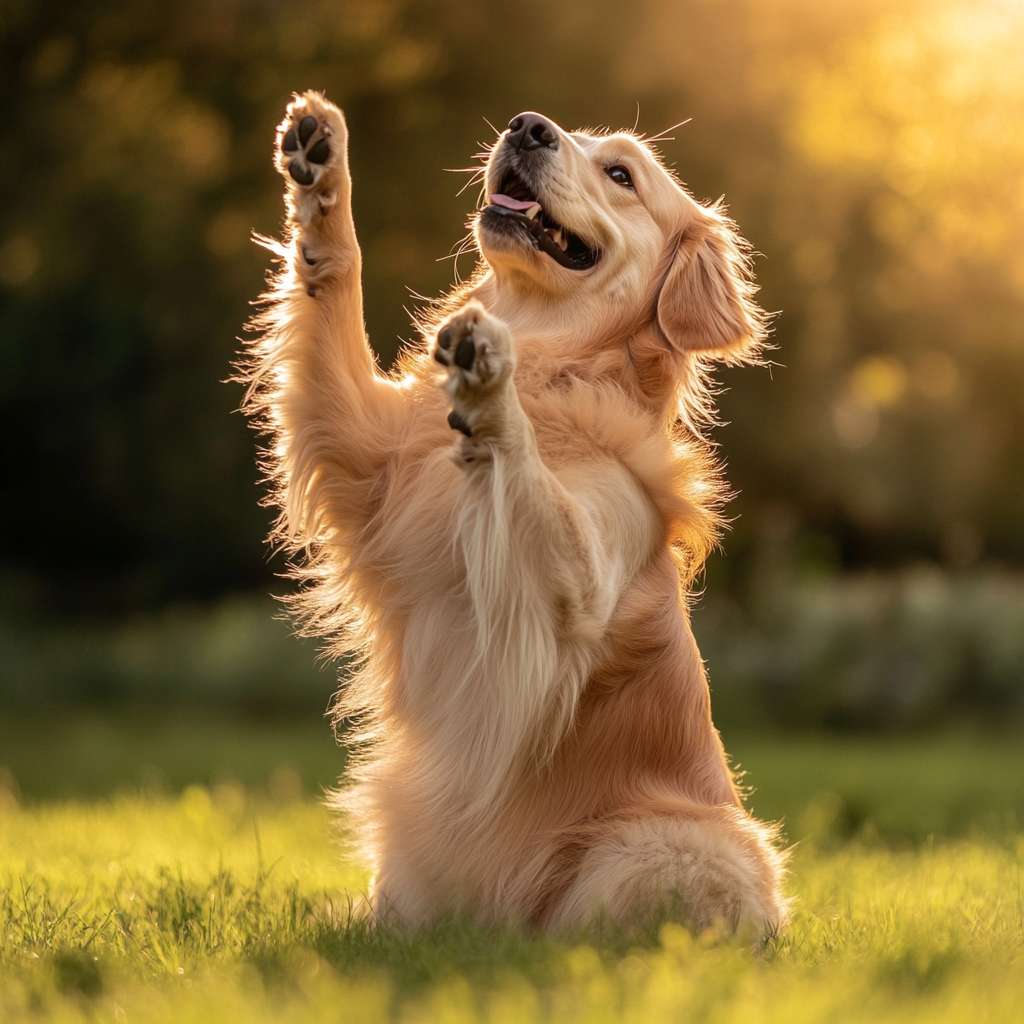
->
xmin=246 ymin=92 xmax=410 ymax=552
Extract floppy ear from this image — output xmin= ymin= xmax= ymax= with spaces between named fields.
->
xmin=656 ymin=208 xmax=767 ymax=360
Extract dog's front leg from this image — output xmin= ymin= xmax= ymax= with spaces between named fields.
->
xmin=248 ymin=92 xmax=408 ymax=546
xmin=431 ymin=303 xmax=656 ymax=775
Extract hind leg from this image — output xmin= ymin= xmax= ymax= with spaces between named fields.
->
xmin=546 ymin=803 xmax=788 ymax=941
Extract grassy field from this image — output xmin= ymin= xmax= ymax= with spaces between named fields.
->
xmin=2 ymin=722 xmax=1023 ymax=1022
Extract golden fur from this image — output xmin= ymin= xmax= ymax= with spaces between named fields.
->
xmin=244 ymin=94 xmax=789 ymax=937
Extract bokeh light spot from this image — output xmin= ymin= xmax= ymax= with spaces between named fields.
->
xmin=0 ymin=235 xmax=41 ymax=287
xmin=851 ymin=356 xmax=908 ymax=408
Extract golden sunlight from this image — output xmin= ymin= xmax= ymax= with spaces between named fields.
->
xmin=789 ymin=0 xmax=1024 ymax=291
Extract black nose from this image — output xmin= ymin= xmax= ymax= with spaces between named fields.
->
xmin=507 ymin=112 xmax=559 ymax=152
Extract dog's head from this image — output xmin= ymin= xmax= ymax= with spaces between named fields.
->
xmin=473 ymin=112 xmax=766 ymax=365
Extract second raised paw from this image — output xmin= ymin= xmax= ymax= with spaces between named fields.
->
xmin=432 ymin=306 xmax=512 ymax=389
xmin=432 ymin=303 xmax=515 ymax=445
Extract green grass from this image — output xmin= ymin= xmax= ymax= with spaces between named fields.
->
xmin=2 ymin=724 xmax=1023 ymax=1022
xmin=2 ymin=796 xmax=1022 ymax=1022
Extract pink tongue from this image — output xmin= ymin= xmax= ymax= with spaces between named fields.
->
xmin=488 ymin=193 xmax=540 ymax=211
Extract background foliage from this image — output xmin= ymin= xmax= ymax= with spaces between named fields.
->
xmin=1 ymin=0 xmax=1022 ymax=725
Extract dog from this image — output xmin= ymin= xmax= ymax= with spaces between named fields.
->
xmin=245 ymin=93 xmax=789 ymax=938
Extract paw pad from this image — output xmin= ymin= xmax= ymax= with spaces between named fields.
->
xmin=306 ymin=138 xmax=329 ymax=164
xmin=298 ymin=115 xmax=317 ymax=146
xmin=281 ymin=113 xmax=331 ymax=186
xmin=289 ymin=161 xmax=314 ymax=186
xmin=447 ymin=410 xmax=472 ymax=437
xmin=434 ymin=322 xmax=479 ymax=373
xmin=453 ymin=335 xmax=476 ymax=370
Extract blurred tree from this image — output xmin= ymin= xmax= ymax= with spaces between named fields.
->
xmin=0 ymin=0 xmax=1021 ymax=618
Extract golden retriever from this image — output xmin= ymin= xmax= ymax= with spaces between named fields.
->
xmin=245 ymin=93 xmax=788 ymax=938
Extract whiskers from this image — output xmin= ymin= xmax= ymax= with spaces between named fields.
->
xmin=441 ymin=135 xmax=493 ymax=283
xmin=446 ymin=131 xmax=496 ymax=201
xmin=433 ymin=231 xmax=481 ymax=285
xmin=446 ymin=165 xmax=488 ymax=198
xmin=642 ymin=118 xmax=693 ymax=144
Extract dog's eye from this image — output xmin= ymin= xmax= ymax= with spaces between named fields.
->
xmin=606 ymin=165 xmax=634 ymax=189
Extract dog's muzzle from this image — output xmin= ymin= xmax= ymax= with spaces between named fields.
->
xmin=478 ymin=113 xmax=600 ymax=272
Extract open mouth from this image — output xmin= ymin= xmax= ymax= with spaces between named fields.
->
xmin=480 ymin=171 xmax=599 ymax=271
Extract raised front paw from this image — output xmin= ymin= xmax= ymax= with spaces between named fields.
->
xmin=275 ymin=93 xmax=346 ymax=221
xmin=432 ymin=302 xmax=515 ymax=443
xmin=433 ymin=303 xmax=513 ymax=390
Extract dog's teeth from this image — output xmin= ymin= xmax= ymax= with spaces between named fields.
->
xmin=525 ymin=203 xmax=542 ymax=220
xmin=553 ymin=228 xmax=568 ymax=251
